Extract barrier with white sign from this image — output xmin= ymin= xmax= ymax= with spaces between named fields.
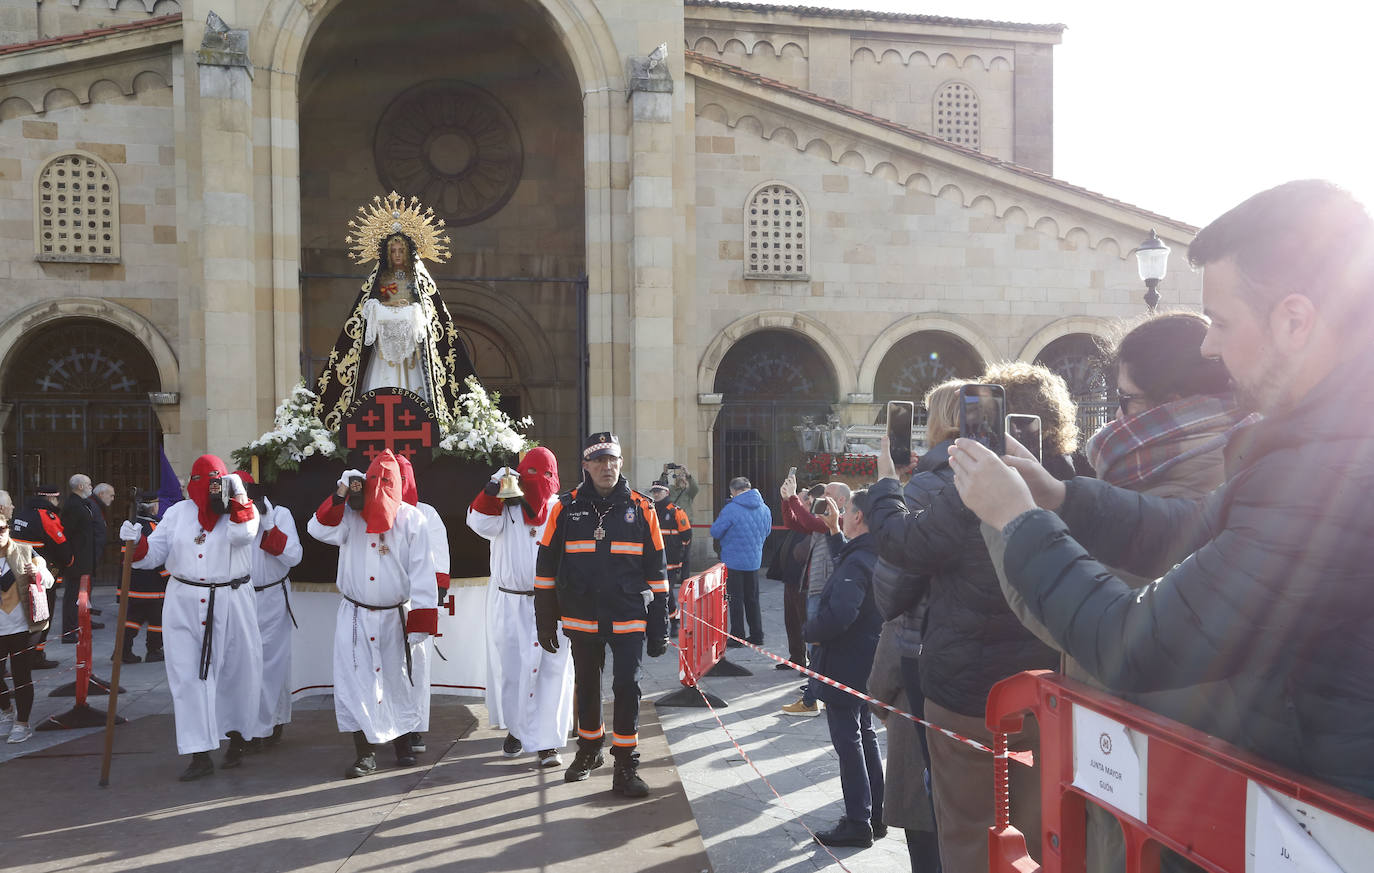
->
xmin=985 ymin=670 xmax=1374 ymax=873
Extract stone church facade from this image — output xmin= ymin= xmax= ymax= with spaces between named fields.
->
xmin=0 ymin=0 xmax=1199 ymax=523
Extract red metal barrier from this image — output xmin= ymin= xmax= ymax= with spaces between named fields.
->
xmin=657 ymin=563 xmax=731 ymax=707
xmin=38 ymin=575 xmax=124 ymax=730
xmin=985 ymin=670 xmax=1374 ymax=873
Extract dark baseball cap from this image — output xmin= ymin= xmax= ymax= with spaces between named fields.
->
xmin=583 ymin=431 xmax=622 ymax=461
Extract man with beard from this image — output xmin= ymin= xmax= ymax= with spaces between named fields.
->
xmin=307 ymin=450 xmax=437 ymax=778
xmin=469 ymin=447 xmax=574 ymax=767
xmin=120 ymin=456 xmax=263 ymax=781
xmin=535 ymin=432 xmax=668 ymax=796
xmin=948 ymin=180 xmax=1374 ymax=801
xmin=237 ymin=473 xmax=302 ymax=749
xmin=116 ymin=491 xmax=169 ymax=665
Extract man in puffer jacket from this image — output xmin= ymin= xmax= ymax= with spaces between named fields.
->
xmin=709 ymin=477 xmax=772 ymax=645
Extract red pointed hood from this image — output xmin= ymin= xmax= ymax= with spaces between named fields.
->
xmin=395 ymin=455 xmax=419 ymax=507
xmin=518 ymin=446 xmax=560 ymax=526
xmin=187 ymin=455 xmax=228 ymax=532
xmin=363 ymin=450 xmax=403 ymax=534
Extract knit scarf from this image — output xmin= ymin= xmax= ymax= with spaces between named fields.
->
xmin=1085 ymin=393 xmax=1256 ymax=490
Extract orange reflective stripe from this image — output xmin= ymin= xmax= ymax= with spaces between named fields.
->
xmin=578 ymin=724 xmax=604 ymax=740
xmin=124 ymin=621 xmax=140 ymax=630
xmin=667 ymin=562 xmax=682 ymax=571
xmin=565 ymin=540 xmax=596 ymax=553
xmin=611 ymin=732 xmax=637 ymax=746
xmin=647 ymin=580 xmax=668 ymax=595
xmin=636 ymin=494 xmax=666 ymax=551
xmin=609 ymin=541 xmax=642 ymax=555
xmin=534 ymin=576 xmax=556 ymax=589
xmin=612 ymin=619 xmax=646 ymax=634
xmin=562 ymin=616 xmax=598 ymax=633
xmin=537 ymin=501 xmax=565 ymax=549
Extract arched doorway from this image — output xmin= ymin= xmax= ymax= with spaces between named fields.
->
xmin=1034 ymin=333 xmax=1113 ymax=436
xmin=872 ymin=330 xmax=984 ymax=428
xmin=296 ymin=0 xmax=585 ymax=467
xmin=712 ymin=329 xmax=838 ymax=517
xmin=2 ymin=317 xmax=164 ymax=574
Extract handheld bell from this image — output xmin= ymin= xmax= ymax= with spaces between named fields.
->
xmin=495 ymin=471 xmax=524 ymax=500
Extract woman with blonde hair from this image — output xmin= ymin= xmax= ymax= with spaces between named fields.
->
xmin=0 ymin=512 xmax=55 ymax=743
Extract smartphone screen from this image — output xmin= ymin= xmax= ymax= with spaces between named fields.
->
xmin=959 ymin=384 xmax=1006 ymax=455
xmin=787 ymin=466 xmax=797 ymax=480
xmin=887 ymin=400 xmax=914 ymax=468
xmin=1005 ymin=414 xmax=1042 ymax=463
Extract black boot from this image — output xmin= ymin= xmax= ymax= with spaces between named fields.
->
xmin=563 ymin=738 xmax=604 ymax=783
xmin=409 ymin=732 xmax=426 ymax=753
xmin=179 ymin=752 xmax=214 ymax=782
xmin=611 ymin=750 xmax=649 ymax=798
xmin=263 ymin=723 xmax=284 ymax=747
xmin=222 ymin=731 xmax=246 ymax=769
xmin=501 ymin=733 xmax=523 ymax=758
xmin=246 ymin=737 xmax=264 ymax=754
xmin=145 ymin=647 xmax=165 ymax=663
xmin=346 ymin=731 xmax=377 ymax=778
xmin=393 ymin=734 xmax=417 ymax=766
xmin=814 ymin=817 xmax=873 ymax=848
xmin=116 ymin=635 xmax=142 ymax=665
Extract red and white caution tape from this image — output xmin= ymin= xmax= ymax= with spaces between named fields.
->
xmin=681 ymin=609 xmax=1033 ymax=768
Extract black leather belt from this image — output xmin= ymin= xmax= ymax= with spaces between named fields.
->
xmin=173 ymin=575 xmax=250 ymax=680
xmin=343 ymin=594 xmax=412 ymax=685
xmin=498 ymin=586 xmax=535 ymax=596
xmin=253 ymin=576 xmax=298 ymax=629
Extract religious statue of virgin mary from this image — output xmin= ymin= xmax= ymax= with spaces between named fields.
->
xmin=314 ymin=192 xmax=476 ymax=430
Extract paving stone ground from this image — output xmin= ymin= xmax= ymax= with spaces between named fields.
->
xmin=1 ymin=582 xmax=916 ymax=872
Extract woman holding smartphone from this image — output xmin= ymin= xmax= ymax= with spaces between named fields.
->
xmin=868 ymin=362 xmax=1079 ymax=873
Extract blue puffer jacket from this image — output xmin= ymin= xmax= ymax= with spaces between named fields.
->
xmin=709 ymin=488 xmax=772 ymax=571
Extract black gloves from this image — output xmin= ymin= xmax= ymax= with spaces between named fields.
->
xmin=534 ymin=588 xmax=560 ymax=653
xmin=646 ymin=636 xmax=668 ymax=658
xmin=482 ymin=479 xmax=501 ymax=497
xmin=539 ymin=630 xmax=560 ymax=654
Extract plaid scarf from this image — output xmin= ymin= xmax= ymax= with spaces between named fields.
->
xmin=1085 ymin=393 xmax=1256 ymax=490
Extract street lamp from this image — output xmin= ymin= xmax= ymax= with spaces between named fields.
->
xmin=1133 ymin=229 xmax=1170 ymax=312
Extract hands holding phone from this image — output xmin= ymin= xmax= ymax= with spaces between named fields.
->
xmin=948 ymin=433 xmax=1066 ymax=530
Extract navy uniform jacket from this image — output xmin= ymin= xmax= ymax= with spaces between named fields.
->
xmin=534 ymin=475 xmax=668 ymax=640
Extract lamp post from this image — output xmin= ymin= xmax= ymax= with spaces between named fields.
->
xmin=1133 ymin=229 xmax=1170 ymax=312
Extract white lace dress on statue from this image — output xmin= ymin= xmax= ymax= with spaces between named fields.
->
xmin=362 ymin=297 xmax=429 ymax=402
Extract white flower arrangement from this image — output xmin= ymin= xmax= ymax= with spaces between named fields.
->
xmin=435 ymin=375 xmax=536 ymax=466
xmin=231 ymin=384 xmax=347 ymax=480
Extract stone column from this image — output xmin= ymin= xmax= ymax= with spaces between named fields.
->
xmin=194 ymin=13 xmax=259 ymax=458
xmin=625 ymin=48 xmax=677 ymax=486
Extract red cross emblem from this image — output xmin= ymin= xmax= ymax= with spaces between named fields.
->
xmin=343 ymin=389 xmax=436 ymax=466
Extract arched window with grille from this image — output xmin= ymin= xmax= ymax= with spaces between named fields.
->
xmin=934 ymin=81 xmax=980 ymax=151
xmin=33 ymin=150 xmax=121 ymax=263
xmin=745 ymin=181 xmax=808 ymax=280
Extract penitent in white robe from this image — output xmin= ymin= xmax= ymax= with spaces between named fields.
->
xmin=133 ymin=500 xmax=264 ymax=755
xmin=308 ymin=502 xmax=436 ymax=744
xmin=400 ymin=501 xmax=447 ymax=734
xmin=469 ymin=499 xmax=573 ymax=752
xmin=249 ymin=500 xmax=303 ymax=733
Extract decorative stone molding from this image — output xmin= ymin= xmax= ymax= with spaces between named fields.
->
xmin=33 ymin=149 xmax=120 ymax=264
xmin=0 ymin=59 xmax=172 ymax=120
xmin=857 ymin=314 xmax=997 ymax=396
xmin=627 ymin=43 xmax=673 ymax=95
xmin=851 ymin=44 xmax=1012 ymax=72
xmin=372 ymin=80 xmax=524 ymax=226
xmin=744 ymin=180 xmax=808 ymax=280
xmin=698 ymin=309 xmax=858 ymax=398
xmin=688 ymin=34 xmax=808 ymax=59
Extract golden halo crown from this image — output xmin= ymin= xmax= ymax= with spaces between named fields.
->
xmin=346 ymin=191 xmax=451 ymax=264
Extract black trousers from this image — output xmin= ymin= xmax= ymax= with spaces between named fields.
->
xmin=569 ymin=631 xmax=644 ymax=759
xmin=782 ymin=580 xmax=808 ymax=664
xmin=726 ymin=568 xmax=763 ymax=644
xmin=0 ymin=630 xmax=41 ymax=722
xmin=666 ymin=568 xmax=684 ymax=621
xmin=61 ymin=573 xmax=82 ymax=640
xmin=124 ymin=594 xmax=165 ymax=652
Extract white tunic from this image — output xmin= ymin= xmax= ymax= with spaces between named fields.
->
xmin=307 ymin=502 xmax=436 ymax=744
xmin=469 ymin=499 xmax=574 ymax=751
xmin=401 ymin=501 xmax=447 ymax=735
xmin=249 ymin=501 xmax=302 ymax=732
xmin=133 ymin=500 xmax=264 ymax=755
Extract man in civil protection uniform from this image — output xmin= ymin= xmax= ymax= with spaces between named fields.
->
xmin=116 ymin=491 xmax=170 ymax=664
xmin=121 ymin=457 xmax=264 ymax=781
xmin=648 ymin=480 xmax=692 ymax=636
xmin=307 ymin=450 xmax=437 ymax=778
xmin=535 ymin=432 xmax=669 ymax=797
xmin=239 ymin=473 xmax=303 ymax=749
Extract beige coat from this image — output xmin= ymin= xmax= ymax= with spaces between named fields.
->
xmin=866 ymin=620 xmax=936 ymax=832
xmin=1 ymin=538 xmax=51 ymax=633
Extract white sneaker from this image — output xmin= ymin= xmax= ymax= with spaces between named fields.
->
xmin=7 ymin=723 xmax=34 ymax=744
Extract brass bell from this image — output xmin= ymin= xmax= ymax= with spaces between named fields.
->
xmin=495 ymin=471 xmax=524 ymax=500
